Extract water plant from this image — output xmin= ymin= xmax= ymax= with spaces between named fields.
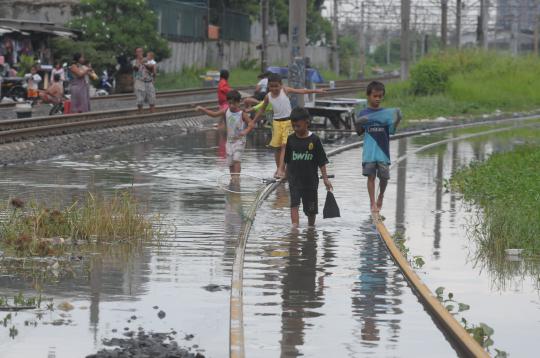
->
xmin=0 ymin=191 xmax=161 ymax=256
xmin=392 ymin=232 xmax=425 ymax=269
xmin=451 ymin=144 xmax=540 ymax=256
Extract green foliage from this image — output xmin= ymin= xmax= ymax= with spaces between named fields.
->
xmin=66 ymin=0 xmax=170 ymax=67
xmin=16 ymin=55 xmax=36 ymax=76
xmin=451 ymin=144 xmax=540 ymax=255
xmin=410 ymin=58 xmax=449 ymax=95
xmin=50 ymin=37 xmax=116 ymax=70
xmin=385 ymin=50 xmax=540 ymax=121
xmin=338 ymin=35 xmax=360 ymax=77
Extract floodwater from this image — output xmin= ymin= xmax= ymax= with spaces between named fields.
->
xmin=0 ymin=120 xmax=538 ymax=357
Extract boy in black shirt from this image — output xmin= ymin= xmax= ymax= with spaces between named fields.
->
xmin=284 ymin=108 xmax=333 ymax=227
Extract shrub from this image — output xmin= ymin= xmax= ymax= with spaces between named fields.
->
xmin=410 ymin=58 xmax=449 ymax=95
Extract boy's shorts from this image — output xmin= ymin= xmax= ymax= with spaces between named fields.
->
xmin=226 ymin=140 xmax=245 ymax=166
xmin=289 ymin=186 xmax=318 ymax=216
xmin=269 ymin=119 xmax=293 ymax=148
xmin=362 ymin=162 xmax=390 ymax=179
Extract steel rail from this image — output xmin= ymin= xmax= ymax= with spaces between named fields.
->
xmin=0 ymin=76 xmax=398 ymax=110
xmin=228 ymin=115 xmax=539 ymax=358
xmin=0 ymin=85 xmax=370 ymax=143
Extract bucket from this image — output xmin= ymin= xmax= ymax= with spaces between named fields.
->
xmin=16 ymin=110 xmax=32 ymax=119
xmin=63 ymin=100 xmax=71 ymax=114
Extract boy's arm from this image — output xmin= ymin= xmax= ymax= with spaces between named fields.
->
xmin=394 ymin=109 xmax=402 ymax=129
xmin=320 ymin=164 xmax=333 ymax=191
xmin=316 ymin=138 xmax=332 ymax=191
xmin=196 ymin=106 xmax=225 ymax=118
xmin=252 ymin=96 xmax=269 ymax=123
xmin=239 ymin=112 xmax=254 ymax=136
xmin=284 ymin=86 xmax=326 ymax=95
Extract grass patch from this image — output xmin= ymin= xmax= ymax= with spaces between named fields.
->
xmin=451 ymin=145 xmax=540 ymax=255
xmin=383 ymin=50 xmax=540 ymax=122
xmin=0 ymin=191 xmax=160 ymax=256
xmin=154 ymin=67 xmax=261 ymax=91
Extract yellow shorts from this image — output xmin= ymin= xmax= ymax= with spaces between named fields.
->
xmin=269 ymin=119 xmax=293 ymax=148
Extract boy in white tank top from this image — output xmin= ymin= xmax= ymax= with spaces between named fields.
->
xmin=196 ymin=90 xmax=254 ymax=183
xmin=252 ymin=73 xmax=325 ymax=179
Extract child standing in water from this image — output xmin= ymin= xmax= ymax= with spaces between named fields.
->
xmin=284 ymin=107 xmax=332 ymax=227
xmin=355 ymin=81 xmax=402 ymax=213
xmin=253 ymin=73 xmax=325 ymax=179
xmin=196 ymin=90 xmax=253 ymax=180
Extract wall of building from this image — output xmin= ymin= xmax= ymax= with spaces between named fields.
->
xmin=0 ymin=0 xmax=77 ymax=24
xmin=160 ymin=40 xmax=331 ymax=73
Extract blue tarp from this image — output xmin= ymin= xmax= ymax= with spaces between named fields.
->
xmin=266 ymin=66 xmax=325 ymax=83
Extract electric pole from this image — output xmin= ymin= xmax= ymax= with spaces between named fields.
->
xmin=332 ymin=0 xmax=340 ymax=75
xmin=478 ymin=0 xmax=489 ymax=49
xmin=510 ymin=0 xmax=519 ymax=55
xmin=455 ymin=0 xmax=462 ymax=48
xmin=288 ymin=0 xmax=307 ymax=107
xmin=441 ymin=0 xmax=448 ymax=50
xmin=261 ymin=0 xmax=269 ymax=72
xmin=400 ymin=0 xmax=411 ymax=80
xmin=359 ymin=1 xmax=366 ymax=78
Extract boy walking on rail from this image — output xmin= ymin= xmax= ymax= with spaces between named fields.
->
xmin=284 ymin=107 xmax=332 ymax=227
xmin=355 ymin=81 xmax=402 ymax=213
xmin=196 ymin=90 xmax=253 ymax=181
xmin=253 ymin=73 xmax=325 ymax=179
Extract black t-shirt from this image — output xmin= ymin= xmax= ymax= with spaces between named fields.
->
xmin=285 ymin=132 xmax=329 ymax=189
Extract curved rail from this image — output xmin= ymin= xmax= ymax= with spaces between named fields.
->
xmin=228 ymin=115 xmax=540 ymax=357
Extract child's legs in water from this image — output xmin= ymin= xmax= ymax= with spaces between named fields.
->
xmin=363 ymin=162 xmax=390 ymax=212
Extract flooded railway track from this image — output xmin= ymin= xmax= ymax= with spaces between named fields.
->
xmin=0 ymin=84 xmax=372 ymax=144
xmin=230 ymin=115 xmax=540 ymax=358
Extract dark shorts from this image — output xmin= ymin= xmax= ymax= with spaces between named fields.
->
xmin=289 ymin=186 xmax=318 ymax=216
xmin=362 ymin=162 xmax=390 ymax=179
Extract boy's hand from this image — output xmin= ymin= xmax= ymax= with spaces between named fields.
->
xmin=195 ymin=106 xmax=203 ymax=112
xmin=323 ymin=178 xmax=333 ymax=192
xmin=317 ymin=88 xmax=327 ymax=94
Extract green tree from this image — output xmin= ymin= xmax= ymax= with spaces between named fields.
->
xmin=52 ymin=0 xmax=170 ymax=70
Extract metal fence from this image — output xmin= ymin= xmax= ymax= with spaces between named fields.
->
xmin=148 ymin=0 xmax=208 ymax=41
xmin=217 ymin=9 xmax=251 ymax=42
xmin=148 ymin=1 xmax=250 ymax=42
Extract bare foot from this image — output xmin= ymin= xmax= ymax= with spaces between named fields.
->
xmin=376 ymin=195 xmax=384 ymax=211
xmin=275 ymin=170 xmax=285 ymax=179
xmin=371 ymin=204 xmax=379 ymax=213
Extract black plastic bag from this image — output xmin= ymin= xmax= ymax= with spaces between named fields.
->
xmin=323 ymin=191 xmax=340 ymax=219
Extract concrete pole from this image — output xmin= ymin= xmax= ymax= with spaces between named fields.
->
xmin=288 ymin=0 xmax=306 ymax=107
xmin=359 ymin=2 xmax=366 ymax=78
xmin=441 ymin=0 xmax=448 ymax=50
xmin=511 ymin=0 xmax=519 ymax=55
xmin=455 ymin=0 xmax=462 ymax=48
xmin=331 ymin=0 xmax=340 ymax=75
xmin=535 ymin=13 xmax=540 ymax=56
xmin=479 ymin=0 xmax=489 ymax=49
xmin=385 ymin=28 xmax=391 ymax=65
xmin=261 ymin=0 xmax=269 ymax=72
xmin=400 ymin=0 xmax=411 ymax=80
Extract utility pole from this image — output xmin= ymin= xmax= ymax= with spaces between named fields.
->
xmin=359 ymin=1 xmax=366 ymax=78
xmin=385 ymin=28 xmax=391 ymax=65
xmin=478 ymin=0 xmax=489 ymax=49
xmin=535 ymin=12 xmax=540 ymax=56
xmin=400 ymin=0 xmax=411 ymax=80
xmin=261 ymin=0 xmax=269 ymax=72
xmin=510 ymin=0 xmax=519 ymax=55
xmin=288 ymin=0 xmax=306 ymax=107
xmin=455 ymin=0 xmax=462 ymax=48
xmin=331 ymin=0 xmax=340 ymax=75
xmin=441 ymin=0 xmax=448 ymax=50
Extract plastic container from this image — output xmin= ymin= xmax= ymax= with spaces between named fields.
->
xmin=63 ymin=100 xmax=71 ymax=114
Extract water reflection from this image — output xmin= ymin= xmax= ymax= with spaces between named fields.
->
xmin=352 ymin=220 xmax=402 ymax=349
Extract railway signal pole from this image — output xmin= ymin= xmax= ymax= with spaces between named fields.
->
xmin=288 ymin=0 xmax=307 ymax=107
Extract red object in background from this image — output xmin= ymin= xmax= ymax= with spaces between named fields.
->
xmin=63 ymin=100 xmax=71 ymax=114
xmin=217 ymin=79 xmax=231 ymax=107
